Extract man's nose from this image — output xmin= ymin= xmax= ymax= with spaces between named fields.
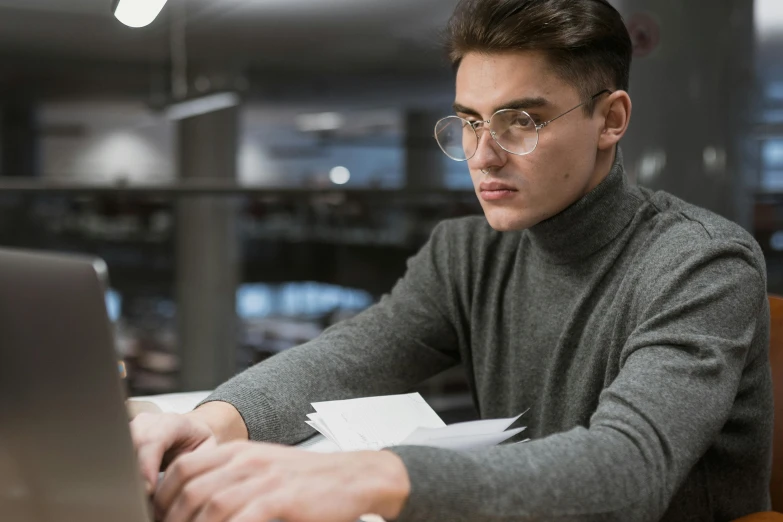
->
xmin=469 ymin=128 xmax=506 ymax=172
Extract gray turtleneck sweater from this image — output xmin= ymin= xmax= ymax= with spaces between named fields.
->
xmin=203 ymin=151 xmax=772 ymax=521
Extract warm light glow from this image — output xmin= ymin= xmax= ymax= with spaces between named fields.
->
xmin=113 ymin=0 xmax=169 ymax=28
xmin=756 ymin=0 xmax=783 ymax=40
xmin=329 ymin=166 xmax=351 ymax=185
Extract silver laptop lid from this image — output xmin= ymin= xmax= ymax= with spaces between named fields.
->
xmin=0 ymin=248 xmax=150 ymax=522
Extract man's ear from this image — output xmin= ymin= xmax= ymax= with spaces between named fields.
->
xmin=598 ymin=90 xmax=632 ymax=151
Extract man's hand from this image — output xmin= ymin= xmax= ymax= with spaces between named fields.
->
xmin=130 ymin=401 xmax=249 ymax=494
xmin=153 ymin=441 xmax=411 ymax=522
xmin=131 ymin=412 xmax=218 ymax=494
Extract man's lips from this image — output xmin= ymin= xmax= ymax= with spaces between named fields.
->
xmin=479 ymin=181 xmax=518 ymax=201
xmin=479 ymin=181 xmax=517 ymax=192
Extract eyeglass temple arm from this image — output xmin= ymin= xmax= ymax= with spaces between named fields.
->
xmin=536 ymin=89 xmax=612 ymax=130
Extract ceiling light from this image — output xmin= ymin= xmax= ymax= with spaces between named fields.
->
xmin=112 ymin=0 xmax=168 ymax=28
xmin=296 ymin=112 xmax=345 ymax=132
xmin=165 ymin=92 xmax=241 ymax=121
xmin=329 ymin=166 xmax=351 ymax=185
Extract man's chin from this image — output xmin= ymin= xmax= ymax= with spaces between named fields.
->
xmin=484 ymin=211 xmax=540 ymax=232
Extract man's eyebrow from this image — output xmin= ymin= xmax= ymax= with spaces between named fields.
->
xmin=452 ymin=97 xmax=551 ymax=117
xmin=496 ymin=97 xmax=550 ymax=113
xmin=452 ymin=103 xmax=481 ymax=117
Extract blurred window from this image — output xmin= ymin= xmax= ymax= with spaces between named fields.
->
xmin=237 ymin=282 xmax=373 ymax=319
xmin=762 ymin=139 xmax=783 ymax=191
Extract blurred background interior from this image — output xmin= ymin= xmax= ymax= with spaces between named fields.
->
xmin=0 ymin=0 xmax=780 ymax=422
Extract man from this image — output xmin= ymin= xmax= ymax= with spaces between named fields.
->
xmin=132 ymin=0 xmax=773 ymax=520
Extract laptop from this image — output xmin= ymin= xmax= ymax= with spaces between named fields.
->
xmin=0 ymin=248 xmax=151 ymax=522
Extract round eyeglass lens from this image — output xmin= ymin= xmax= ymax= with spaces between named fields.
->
xmin=490 ymin=110 xmax=539 ymax=155
xmin=434 ymin=116 xmax=477 ymax=161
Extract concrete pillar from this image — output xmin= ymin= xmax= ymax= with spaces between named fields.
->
xmin=611 ymin=0 xmax=755 ymax=228
xmin=176 ymin=105 xmax=240 ymax=391
xmin=404 ymin=110 xmax=446 ymax=189
xmin=0 ymin=102 xmax=38 ymax=177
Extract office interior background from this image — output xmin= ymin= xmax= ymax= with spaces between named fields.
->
xmin=0 ymin=0 xmax=779 ymax=421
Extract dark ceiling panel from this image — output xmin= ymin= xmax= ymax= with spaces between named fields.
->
xmin=0 ymin=0 xmax=457 ymax=70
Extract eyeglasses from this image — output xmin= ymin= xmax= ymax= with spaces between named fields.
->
xmin=434 ymin=89 xmax=611 ymax=162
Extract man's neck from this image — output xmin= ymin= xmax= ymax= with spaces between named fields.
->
xmin=585 ymin=146 xmax=618 ymax=195
xmin=527 ymin=147 xmax=643 ymax=264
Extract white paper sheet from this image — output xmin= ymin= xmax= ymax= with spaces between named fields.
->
xmin=402 ymin=427 xmax=526 ymax=450
xmin=310 ymin=393 xmax=446 ymax=451
xmin=305 ymin=414 xmax=340 ymax=443
xmin=306 ymin=393 xmax=528 ymax=454
xmin=400 ymin=414 xmax=524 ymax=444
xmin=297 ymin=434 xmax=342 ymax=453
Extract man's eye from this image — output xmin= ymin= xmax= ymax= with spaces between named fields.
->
xmin=511 ymin=116 xmax=535 ymax=128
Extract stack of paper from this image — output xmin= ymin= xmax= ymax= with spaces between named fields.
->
xmin=304 ymin=393 xmax=526 ymax=452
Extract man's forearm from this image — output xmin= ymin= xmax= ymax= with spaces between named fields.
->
xmin=197 ymin=222 xmax=461 ymax=444
xmin=187 ymin=401 xmax=249 ymax=443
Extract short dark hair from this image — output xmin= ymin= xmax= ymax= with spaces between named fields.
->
xmin=446 ymin=0 xmax=632 ymax=114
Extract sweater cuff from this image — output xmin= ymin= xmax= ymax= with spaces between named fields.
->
xmin=386 ymin=445 xmax=490 ymax=522
xmin=197 ymin=386 xmax=285 ymax=443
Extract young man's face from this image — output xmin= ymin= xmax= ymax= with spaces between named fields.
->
xmin=454 ymin=51 xmax=609 ymax=231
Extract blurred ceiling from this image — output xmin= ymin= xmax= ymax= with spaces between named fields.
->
xmin=0 ymin=0 xmax=460 ymax=103
xmin=0 ymin=0 xmax=458 ymax=71
xmin=2 ymin=0 xmax=781 ymax=116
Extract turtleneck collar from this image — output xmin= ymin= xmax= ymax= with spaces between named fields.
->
xmin=526 ymin=148 xmax=644 ymax=264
